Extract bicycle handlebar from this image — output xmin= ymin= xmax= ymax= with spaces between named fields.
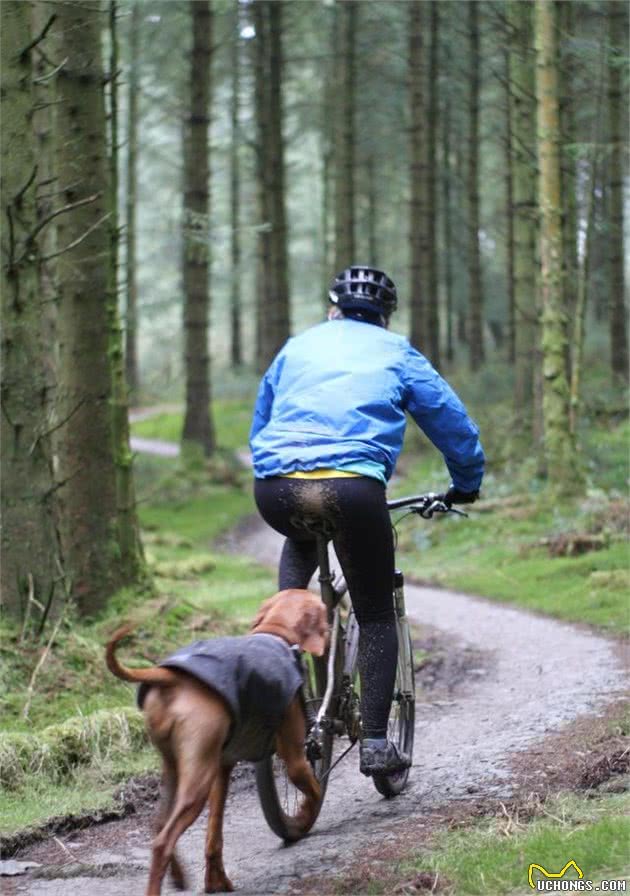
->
xmin=386 ymin=493 xmax=468 ymax=519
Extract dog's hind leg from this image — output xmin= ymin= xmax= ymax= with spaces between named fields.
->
xmin=147 ymin=769 xmax=214 ymax=895
xmin=204 ymin=764 xmax=234 ymax=893
xmin=147 ymin=734 xmax=221 ymax=895
xmin=275 ymin=697 xmax=322 ymax=835
xmin=150 ymin=758 xmax=188 ymax=891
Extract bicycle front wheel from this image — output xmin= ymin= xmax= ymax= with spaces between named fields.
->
xmin=372 ymin=625 xmax=415 ymax=798
xmin=256 ymin=652 xmax=333 ymax=841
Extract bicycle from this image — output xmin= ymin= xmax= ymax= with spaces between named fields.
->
xmin=255 ymin=492 xmax=467 ymax=841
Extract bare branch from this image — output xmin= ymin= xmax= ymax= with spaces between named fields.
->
xmin=14 ymin=165 xmax=38 ymax=206
xmin=40 ymin=212 xmax=111 ymax=262
xmin=20 ymin=14 xmax=56 ymax=61
xmin=26 ymin=193 xmax=100 ymax=246
xmin=29 ymin=398 xmax=88 ymax=454
xmin=33 ymin=56 xmax=68 ymax=85
xmin=23 ymin=608 xmax=66 ymax=720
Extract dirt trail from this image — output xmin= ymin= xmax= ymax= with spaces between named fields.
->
xmin=11 ymin=517 xmax=627 ymax=896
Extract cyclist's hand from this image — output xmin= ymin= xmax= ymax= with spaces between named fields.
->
xmin=443 ymin=486 xmax=479 ymax=507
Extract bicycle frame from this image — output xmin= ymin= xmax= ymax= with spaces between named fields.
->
xmin=311 ymin=534 xmax=351 ymax=738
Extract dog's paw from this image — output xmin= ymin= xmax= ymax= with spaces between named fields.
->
xmin=204 ymin=865 xmax=234 ymax=893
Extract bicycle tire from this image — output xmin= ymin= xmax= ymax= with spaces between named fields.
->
xmin=255 ymin=652 xmax=333 ymax=841
xmin=372 ymin=626 xmax=415 ymax=798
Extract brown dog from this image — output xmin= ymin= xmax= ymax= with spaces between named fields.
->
xmin=106 ymin=589 xmax=329 ymax=895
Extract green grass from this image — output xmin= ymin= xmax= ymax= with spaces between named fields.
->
xmin=139 ymin=488 xmax=254 ymax=543
xmin=392 ymin=417 xmax=629 ymax=634
xmin=0 ymin=749 xmax=158 ymax=835
xmin=401 ymin=792 xmax=630 ymax=895
xmin=0 ymin=468 xmax=274 ymax=836
xmin=131 ymin=397 xmax=254 ymax=452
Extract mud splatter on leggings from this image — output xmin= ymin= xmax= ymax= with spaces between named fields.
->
xmin=254 ymin=476 xmax=397 ymax=738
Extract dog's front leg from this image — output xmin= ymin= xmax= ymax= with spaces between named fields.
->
xmin=276 ymin=698 xmax=322 ymax=834
xmin=204 ymin=764 xmax=234 ymax=893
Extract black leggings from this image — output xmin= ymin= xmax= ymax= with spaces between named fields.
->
xmin=254 ymin=476 xmax=397 ymax=738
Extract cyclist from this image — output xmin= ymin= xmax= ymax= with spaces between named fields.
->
xmin=250 ymin=265 xmax=484 ymax=777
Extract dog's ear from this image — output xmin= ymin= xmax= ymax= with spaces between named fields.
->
xmin=297 ymin=602 xmax=329 ymax=657
xmin=251 ymin=593 xmax=281 ymax=629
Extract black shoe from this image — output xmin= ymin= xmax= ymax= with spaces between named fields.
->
xmin=359 ymin=739 xmax=411 ymax=777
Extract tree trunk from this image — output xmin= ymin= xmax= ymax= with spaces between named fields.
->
xmin=182 ymin=0 xmax=215 ymax=456
xmin=108 ymin=0 xmax=144 ymax=583
xmin=503 ymin=47 xmax=516 ymax=366
xmin=230 ymin=7 xmax=242 ymax=368
xmin=467 ymin=1 xmax=484 ymax=371
xmin=441 ymin=95 xmax=454 ymax=364
xmin=266 ymin=1 xmax=290 ymax=359
xmin=53 ymin=0 xmax=122 ymax=614
xmin=1 ymin=1 xmax=65 ymax=623
xmin=607 ymin=1 xmax=629 ymax=382
xmin=409 ymin=0 xmax=430 ymax=352
xmin=570 ymin=155 xmax=598 ymax=435
xmin=509 ymin=1 xmax=538 ymax=436
xmin=426 ymin=1 xmax=440 ymax=367
xmin=557 ymin=0 xmax=577 ymax=376
xmin=251 ymin=0 xmax=290 ymax=371
xmin=320 ymin=3 xmax=335 ymax=298
xmin=535 ymin=0 xmax=577 ymax=488
xmin=365 ymin=155 xmax=378 ymax=264
xmin=252 ymin=1 xmax=272 ymax=371
xmin=569 ymin=16 xmax=607 ymax=434
xmin=32 ymin=2 xmax=58 ymax=356
xmin=333 ymin=1 xmax=356 ymax=271
xmin=125 ymin=0 xmax=140 ymax=397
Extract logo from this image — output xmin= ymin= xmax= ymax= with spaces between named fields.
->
xmin=527 ymin=861 xmax=626 ymax=892
xmin=528 ymin=861 xmax=584 ymax=891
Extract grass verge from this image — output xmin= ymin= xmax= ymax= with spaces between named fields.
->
xmin=405 ymin=792 xmax=630 ymax=895
xmin=131 ymin=397 xmax=253 ymax=452
xmin=354 ymin=792 xmax=630 ymax=896
xmin=392 ymin=419 xmax=629 ymax=635
xmin=0 ymin=465 xmax=271 ymax=839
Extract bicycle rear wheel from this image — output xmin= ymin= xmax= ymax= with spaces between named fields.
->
xmin=256 ymin=652 xmax=333 ymax=841
xmin=372 ymin=625 xmax=415 ymax=797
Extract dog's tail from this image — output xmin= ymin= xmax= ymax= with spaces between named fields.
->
xmin=106 ymin=625 xmax=180 ymax=686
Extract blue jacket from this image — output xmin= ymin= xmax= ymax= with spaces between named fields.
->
xmin=250 ymin=318 xmax=484 ymax=492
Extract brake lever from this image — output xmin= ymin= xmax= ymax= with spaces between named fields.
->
xmin=411 ymin=501 xmax=469 ymax=519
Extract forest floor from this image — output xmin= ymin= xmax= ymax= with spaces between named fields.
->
xmin=3 ymin=514 xmax=628 ymax=895
xmin=2 ymin=398 xmax=628 ymax=893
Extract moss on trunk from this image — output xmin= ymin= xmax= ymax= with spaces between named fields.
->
xmin=535 ymin=0 xmax=579 ymax=491
xmin=1 ymin=1 xmax=65 ymax=623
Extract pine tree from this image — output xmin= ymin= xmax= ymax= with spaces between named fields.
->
xmin=53 ymin=0 xmax=123 ymax=613
xmin=607 ymin=1 xmax=629 ymax=382
xmin=108 ymin=0 xmax=144 ymax=582
xmin=181 ymin=0 xmax=215 ymax=456
xmin=333 ymin=1 xmax=357 ymax=271
xmin=251 ymin=0 xmax=290 ymax=371
xmin=1 ymin=1 xmax=65 ymax=622
xmin=509 ymin=1 xmax=538 ymax=436
xmin=125 ymin=0 xmax=140 ymax=397
xmin=467 ymin=1 xmax=484 ymax=371
xmin=409 ymin=0 xmax=430 ymax=352
xmin=535 ymin=0 xmax=577 ymax=488
xmin=230 ymin=7 xmax=243 ymax=368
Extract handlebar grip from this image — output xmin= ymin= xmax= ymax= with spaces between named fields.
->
xmin=387 ymin=494 xmax=435 ymax=510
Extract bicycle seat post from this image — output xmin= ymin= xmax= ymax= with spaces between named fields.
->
xmin=315 ymin=533 xmax=336 ymax=617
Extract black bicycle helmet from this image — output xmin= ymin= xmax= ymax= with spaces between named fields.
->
xmin=329 ymin=265 xmax=398 ymax=316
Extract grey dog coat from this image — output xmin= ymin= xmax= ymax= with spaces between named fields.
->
xmin=137 ymin=634 xmax=304 ymax=764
